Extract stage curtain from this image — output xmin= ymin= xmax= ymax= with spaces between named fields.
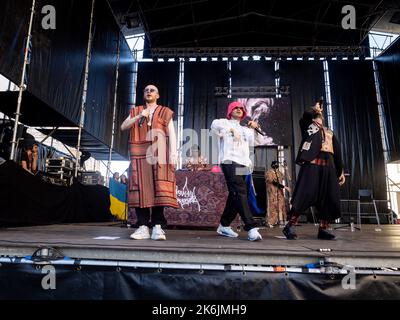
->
xmin=84 ymin=0 xmax=119 ymax=154
xmin=136 ymin=62 xmax=179 ymax=112
xmin=376 ymin=38 xmax=400 ymax=162
xmin=0 ymin=0 xmax=131 ymax=159
xmin=280 ymin=61 xmax=326 ymax=176
xmin=0 ymin=0 xmax=30 ymax=85
xmin=183 ymin=61 xmax=228 ymax=163
xmin=27 ymin=0 xmax=92 ymax=125
xmin=329 ymin=61 xmax=386 ymax=200
xmin=113 ymin=36 xmax=134 ymax=160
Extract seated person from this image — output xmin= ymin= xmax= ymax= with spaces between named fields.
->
xmin=21 ymin=142 xmax=38 ymax=174
xmin=183 ymin=144 xmax=210 ymax=171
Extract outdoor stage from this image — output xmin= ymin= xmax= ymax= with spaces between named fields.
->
xmin=0 ymin=223 xmax=399 ymax=299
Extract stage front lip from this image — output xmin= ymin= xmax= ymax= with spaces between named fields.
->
xmin=0 ymin=223 xmax=400 ymax=269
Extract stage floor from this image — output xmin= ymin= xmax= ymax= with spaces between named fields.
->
xmin=0 ymin=223 xmax=399 ymax=269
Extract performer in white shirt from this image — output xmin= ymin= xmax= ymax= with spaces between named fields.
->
xmin=211 ymin=101 xmax=263 ymax=241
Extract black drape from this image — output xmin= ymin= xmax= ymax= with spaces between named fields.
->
xmin=28 ymin=0 xmax=91 ymax=125
xmin=280 ymin=61 xmax=326 ymax=177
xmin=136 ymin=62 xmax=179 ymax=112
xmin=0 ymin=0 xmax=30 ymax=85
xmin=231 ymin=61 xmax=275 ymax=86
xmin=84 ymin=0 xmax=119 ymax=151
xmin=0 ymin=161 xmax=112 ymax=227
xmin=376 ymin=38 xmax=400 ymax=162
xmin=183 ymin=62 xmax=228 ymax=163
xmin=113 ymin=37 xmax=133 ymax=159
xmin=0 ymin=0 xmax=132 ymax=159
xmin=329 ymin=61 xmax=386 ymax=200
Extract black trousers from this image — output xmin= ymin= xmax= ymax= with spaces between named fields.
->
xmin=220 ymin=163 xmax=257 ymax=231
xmin=135 ymin=206 xmax=167 ymax=228
xmin=290 ymin=153 xmax=341 ymax=222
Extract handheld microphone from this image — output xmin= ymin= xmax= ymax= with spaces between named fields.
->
xmin=139 ymin=115 xmax=147 ymax=127
xmin=246 ymin=120 xmax=266 ymax=136
xmin=254 ymin=126 xmax=267 ymax=136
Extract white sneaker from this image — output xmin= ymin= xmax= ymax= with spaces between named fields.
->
xmin=248 ymin=228 xmax=262 ymax=241
xmin=151 ymin=224 xmax=166 ymax=241
xmin=130 ymin=225 xmax=150 ymax=240
xmin=217 ymin=224 xmax=239 ymax=238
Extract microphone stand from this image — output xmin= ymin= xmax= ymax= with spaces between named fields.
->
xmin=334 ymin=173 xmax=360 ymax=231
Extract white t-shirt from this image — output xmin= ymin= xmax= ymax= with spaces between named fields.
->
xmin=211 ymin=118 xmax=257 ymax=168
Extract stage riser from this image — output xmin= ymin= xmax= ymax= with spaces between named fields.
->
xmin=0 ymin=263 xmax=399 ymax=299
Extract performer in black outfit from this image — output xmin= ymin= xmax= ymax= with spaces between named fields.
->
xmin=283 ymin=101 xmax=345 ymax=240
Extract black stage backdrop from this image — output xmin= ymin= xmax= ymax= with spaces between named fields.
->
xmin=329 ymin=61 xmax=386 ymax=200
xmin=184 ymin=62 xmax=228 ymax=161
xmin=136 ymin=62 xmax=179 ymax=112
xmin=0 ymin=0 xmax=30 ymax=85
xmin=113 ymin=36 xmax=134 ymax=159
xmin=280 ymin=61 xmax=326 ymax=176
xmin=28 ymin=0 xmax=91 ymax=125
xmin=0 ymin=0 xmax=132 ymax=159
xmin=84 ymin=0 xmax=119 ymax=151
xmin=376 ymin=39 xmax=400 ymax=162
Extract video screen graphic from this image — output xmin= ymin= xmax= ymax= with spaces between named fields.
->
xmin=217 ymin=97 xmax=293 ymax=146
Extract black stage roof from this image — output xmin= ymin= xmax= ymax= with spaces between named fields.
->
xmin=109 ymin=0 xmax=399 ymax=49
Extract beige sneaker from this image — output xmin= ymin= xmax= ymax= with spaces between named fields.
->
xmin=130 ymin=225 xmax=150 ymax=240
xmin=151 ymin=224 xmax=166 ymax=241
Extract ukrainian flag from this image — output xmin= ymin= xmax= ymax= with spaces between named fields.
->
xmin=109 ymin=178 xmax=128 ymax=220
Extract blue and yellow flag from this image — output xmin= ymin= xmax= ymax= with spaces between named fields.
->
xmin=109 ymin=178 xmax=128 ymax=220
xmin=245 ymin=174 xmax=264 ymax=216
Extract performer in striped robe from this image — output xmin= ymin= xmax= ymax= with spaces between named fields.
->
xmin=121 ymin=84 xmax=178 ymax=241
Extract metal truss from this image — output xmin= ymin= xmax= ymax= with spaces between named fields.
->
xmin=151 ymin=46 xmax=368 ymax=58
xmin=215 ymin=86 xmax=290 ymax=97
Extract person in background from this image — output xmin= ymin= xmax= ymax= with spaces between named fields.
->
xmin=211 ymin=101 xmax=263 ymax=241
xmin=183 ymin=144 xmax=210 ymax=171
xmin=265 ymin=161 xmax=289 ymax=228
xmin=113 ymin=172 xmax=120 ymax=181
xmin=121 ymin=84 xmax=178 ymax=241
xmin=120 ymin=174 xmax=128 ymax=185
xmin=21 ymin=142 xmax=38 ymax=174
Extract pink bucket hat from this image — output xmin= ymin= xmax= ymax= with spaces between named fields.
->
xmin=226 ymin=101 xmax=247 ymax=121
